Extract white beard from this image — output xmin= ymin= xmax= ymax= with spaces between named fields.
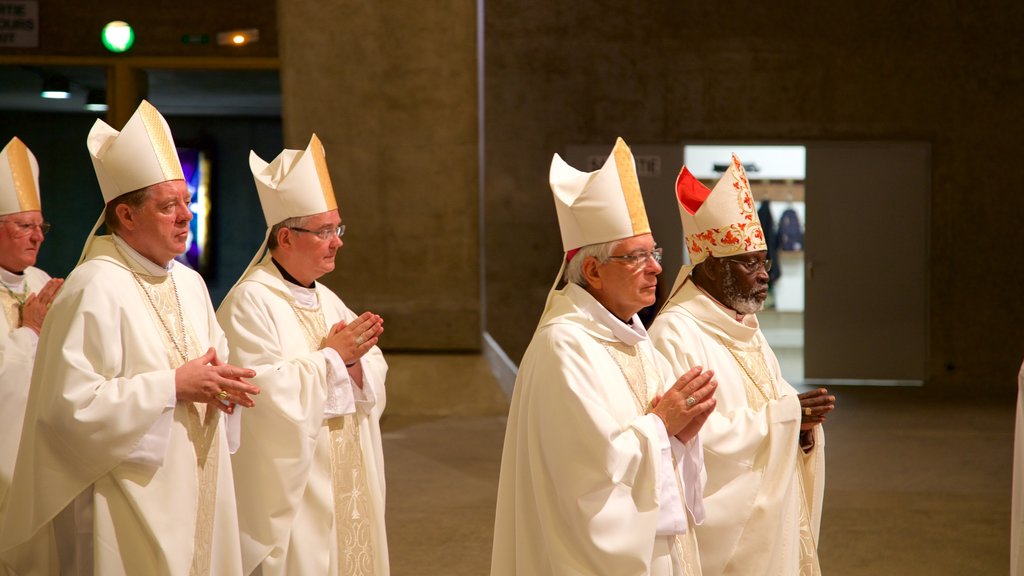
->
xmin=721 ymin=265 xmax=765 ymax=315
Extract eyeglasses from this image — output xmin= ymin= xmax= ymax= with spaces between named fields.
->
xmin=606 ymin=247 xmax=663 ymax=270
xmin=288 ymin=224 xmax=345 ymax=241
xmin=0 ymin=219 xmax=51 ymax=238
xmin=721 ymin=256 xmax=772 ymax=274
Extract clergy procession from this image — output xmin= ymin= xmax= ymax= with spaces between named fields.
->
xmin=0 ymin=100 xmax=834 ymax=576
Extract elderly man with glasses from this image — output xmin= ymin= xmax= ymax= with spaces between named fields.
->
xmin=217 ymin=135 xmax=389 ymax=576
xmin=649 ymin=156 xmax=835 ymax=576
xmin=492 ymin=139 xmax=717 ymax=576
xmin=0 ymin=137 xmax=63 ymax=573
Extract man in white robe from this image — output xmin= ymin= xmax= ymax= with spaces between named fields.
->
xmin=1011 ymin=359 xmax=1024 ymax=575
xmin=0 ymin=138 xmax=63 ymax=575
xmin=0 ymin=101 xmax=260 ymax=576
xmin=492 ymin=138 xmax=718 ymax=576
xmin=218 ymin=135 xmax=388 ymax=576
xmin=649 ymin=156 xmax=835 ymax=576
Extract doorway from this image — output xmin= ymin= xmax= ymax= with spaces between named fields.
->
xmin=683 ymin=142 xmax=930 ymax=386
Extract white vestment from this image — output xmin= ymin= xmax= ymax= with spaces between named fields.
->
xmin=0 ymin=266 xmax=50 ymax=501
xmin=649 ymin=277 xmax=825 ymax=576
xmin=0 ymin=266 xmax=57 ymax=575
xmin=217 ymin=259 xmax=388 ymax=576
xmin=1012 ymin=359 xmax=1024 ymax=575
xmin=491 ymin=283 xmax=706 ymax=576
xmin=0 ymin=235 xmax=244 ymax=576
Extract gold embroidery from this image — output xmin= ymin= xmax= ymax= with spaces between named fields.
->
xmin=188 ymin=402 xmax=220 ymax=576
xmin=716 ymin=334 xmax=820 ymax=573
xmin=6 ymin=138 xmax=40 ymax=211
xmin=138 ymin=101 xmax=185 ymax=181
xmin=309 ymin=134 xmax=338 ymax=212
xmin=611 ymin=138 xmax=649 ymax=236
xmin=0 ymin=283 xmax=27 ymax=329
xmin=715 ymin=334 xmax=779 ymax=410
xmin=290 ymin=295 xmax=376 ymax=574
xmin=601 ymin=341 xmax=651 ymax=414
xmin=675 ymin=527 xmax=702 ymax=576
xmin=602 ymin=339 xmax=701 ymax=574
xmin=329 ymin=414 xmax=375 ymax=575
xmin=113 ymin=249 xmax=218 ymax=576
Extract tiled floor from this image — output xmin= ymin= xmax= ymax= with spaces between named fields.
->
xmin=380 ymin=354 xmax=1014 ymax=575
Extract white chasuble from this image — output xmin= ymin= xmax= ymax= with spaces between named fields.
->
xmin=0 ymin=235 xmax=243 ymax=576
xmin=217 ymin=259 xmax=388 ymax=576
xmin=649 ymin=277 xmax=825 ymax=576
xmin=0 ymin=266 xmax=51 ymax=502
xmin=1012 ymin=359 xmax=1024 ymax=575
xmin=0 ymin=266 xmax=58 ymax=575
xmin=491 ymin=283 xmax=705 ymax=576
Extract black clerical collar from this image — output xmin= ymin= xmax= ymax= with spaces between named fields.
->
xmin=271 ymin=257 xmax=315 ymax=289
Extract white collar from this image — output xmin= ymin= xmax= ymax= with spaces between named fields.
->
xmin=574 ymin=285 xmax=648 ymax=346
xmin=284 ymin=280 xmax=319 ymax=308
xmin=112 ymin=234 xmax=174 ymax=277
xmin=0 ymin=266 xmax=26 ymax=291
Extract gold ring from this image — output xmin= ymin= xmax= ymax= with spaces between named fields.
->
xmin=685 ymin=395 xmax=697 ymax=408
xmin=356 ymin=335 xmax=364 ymax=345
xmin=803 ymin=407 xmax=812 ymax=416
xmin=217 ymin=390 xmax=229 ymax=401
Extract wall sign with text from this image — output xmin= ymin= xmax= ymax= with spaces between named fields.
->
xmin=0 ymin=1 xmax=38 ymax=47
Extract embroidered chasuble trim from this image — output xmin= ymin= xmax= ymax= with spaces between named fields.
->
xmin=713 ymin=333 xmax=820 ymax=573
xmin=290 ymin=297 xmax=376 ymax=575
xmin=109 ymin=247 xmax=219 ymax=576
xmin=1 ymin=284 xmax=28 ymax=329
xmin=597 ymin=338 xmax=701 ymax=575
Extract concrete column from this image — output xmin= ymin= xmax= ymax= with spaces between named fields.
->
xmin=278 ymin=1 xmax=481 ymax=350
xmin=106 ymin=64 xmax=147 ymax=128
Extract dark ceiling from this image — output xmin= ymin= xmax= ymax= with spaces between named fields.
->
xmin=0 ymin=65 xmax=281 ymax=117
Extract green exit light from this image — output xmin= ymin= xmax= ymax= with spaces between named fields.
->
xmin=102 ymin=21 xmax=135 ymax=53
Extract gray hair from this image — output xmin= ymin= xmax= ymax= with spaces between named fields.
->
xmin=268 ymin=215 xmax=311 ymax=250
xmin=563 ymin=239 xmax=620 ymax=287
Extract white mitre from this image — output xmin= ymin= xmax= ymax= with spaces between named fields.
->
xmin=87 ymin=99 xmax=184 ymax=203
xmin=250 ymin=134 xmax=338 ymax=226
xmin=0 ymin=137 xmax=41 ymax=216
xmin=676 ymin=153 xmax=766 ymax=265
xmin=550 ymin=137 xmax=650 ymax=255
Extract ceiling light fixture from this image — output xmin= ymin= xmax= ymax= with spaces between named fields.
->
xmin=216 ymin=28 xmax=259 ymax=46
xmin=41 ymin=75 xmax=72 ymax=99
xmin=85 ymin=89 xmax=108 ymax=112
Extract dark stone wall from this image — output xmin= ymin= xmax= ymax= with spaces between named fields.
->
xmin=483 ymin=1 xmax=1024 ymax=396
xmin=278 ymin=0 xmax=482 ymax=351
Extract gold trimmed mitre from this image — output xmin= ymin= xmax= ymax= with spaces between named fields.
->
xmin=550 ymin=137 xmax=651 ymax=253
xmin=250 ymin=134 xmax=339 ymax=226
xmin=0 ymin=137 xmax=41 ymax=216
xmin=87 ymin=99 xmax=184 ymax=203
xmin=676 ymin=153 xmax=766 ymax=264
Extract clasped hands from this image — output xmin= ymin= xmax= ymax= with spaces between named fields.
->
xmin=20 ymin=277 xmax=63 ymax=334
xmin=323 ymin=311 xmax=384 ymax=367
xmin=650 ymin=366 xmax=718 ymax=444
xmin=175 ymin=348 xmax=259 ymax=414
xmin=798 ymin=388 xmax=835 ymax=431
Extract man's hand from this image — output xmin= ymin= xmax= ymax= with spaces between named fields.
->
xmin=20 ymin=277 xmax=63 ymax=334
xmin=650 ymin=366 xmax=718 ymax=443
xmin=798 ymin=388 xmax=835 ymax=431
xmin=324 ymin=312 xmax=384 ymax=365
xmin=175 ymin=347 xmax=259 ymax=414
